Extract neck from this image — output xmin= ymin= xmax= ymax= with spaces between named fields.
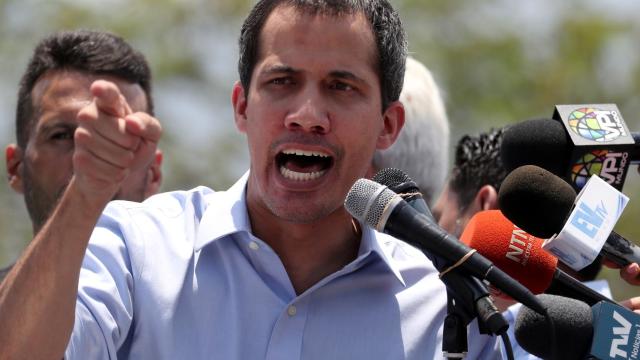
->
xmin=248 ymin=205 xmax=361 ymax=294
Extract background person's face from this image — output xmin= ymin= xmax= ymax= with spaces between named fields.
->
xmin=15 ymin=70 xmax=150 ymax=231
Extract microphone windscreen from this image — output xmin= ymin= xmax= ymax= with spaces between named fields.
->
xmin=345 ymin=178 xmax=397 ymax=229
xmin=372 ymin=168 xmax=410 ymax=187
xmin=460 ymin=210 xmax=557 ymax=295
xmin=501 ymin=118 xmax=570 ymax=175
xmin=499 ymin=165 xmax=577 ymax=238
xmin=515 ymin=294 xmax=593 ymax=360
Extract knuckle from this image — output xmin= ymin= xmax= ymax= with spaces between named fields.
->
xmin=121 ymin=151 xmax=136 ymax=168
xmin=74 ymin=128 xmax=91 ymax=145
xmin=77 ymin=107 xmax=96 ymax=122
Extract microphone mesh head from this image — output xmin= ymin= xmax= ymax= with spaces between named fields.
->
xmin=345 ymin=178 xmax=398 ymax=230
xmin=515 ymin=294 xmax=592 ymax=360
xmin=372 ymin=168 xmax=410 ymax=188
xmin=501 ymin=118 xmax=570 ymax=175
xmin=499 ymin=164 xmax=577 ymax=238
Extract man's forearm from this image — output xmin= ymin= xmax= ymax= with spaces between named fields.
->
xmin=0 ymin=177 xmax=109 ymax=359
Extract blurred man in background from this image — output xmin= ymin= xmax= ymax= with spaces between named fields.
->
xmin=371 ymin=56 xmax=450 ymax=205
xmin=2 ymin=30 xmax=163 ymax=281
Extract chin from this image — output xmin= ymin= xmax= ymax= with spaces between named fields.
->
xmin=267 ymin=200 xmax=337 ymax=224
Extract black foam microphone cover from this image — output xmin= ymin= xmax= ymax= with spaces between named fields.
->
xmin=501 ymin=119 xmax=571 ymax=175
xmin=515 ymin=294 xmax=593 ymax=360
xmin=499 ymin=165 xmax=577 ymax=238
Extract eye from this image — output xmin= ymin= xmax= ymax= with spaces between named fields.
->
xmin=50 ymin=129 xmax=73 ymax=141
xmin=269 ymin=77 xmax=294 ymax=86
xmin=329 ymin=81 xmax=354 ymax=92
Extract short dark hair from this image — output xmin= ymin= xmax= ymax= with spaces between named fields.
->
xmin=449 ymin=127 xmax=507 ymax=210
xmin=238 ymin=0 xmax=407 ymax=111
xmin=15 ymin=29 xmax=153 ymax=148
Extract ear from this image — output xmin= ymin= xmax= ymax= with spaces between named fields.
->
xmin=5 ymin=143 xmax=24 ymax=194
xmin=232 ymin=81 xmax=248 ymax=133
xmin=475 ymin=185 xmax=499 ymax=211
xmin=376 ymin=100 xmax=405 ymax=150
xmin=143 ymin=149 xmax=163 ymax=199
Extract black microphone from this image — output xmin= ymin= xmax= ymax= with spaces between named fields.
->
xmin=373 ymin=168 xmax=507 ymax=335
xmin=516 ymin=294 xmax=640 ymax=360
xmin=501 ymin=111 xmax=638 ymax=192
xmin=344 ymin=178 xmax=546 ymax=316
xmin=499 ymin=165 xmax=640 ymax=268
xmin=372 ymin=167 xmax=435 ymax=222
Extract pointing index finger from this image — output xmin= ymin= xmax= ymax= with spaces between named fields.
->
xmin=90 ymin=80 xmax=132 ymax=118
xmin=125 ymin=113 xmax=162 ymax=144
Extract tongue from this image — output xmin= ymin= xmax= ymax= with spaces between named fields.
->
xmin=283 ymin=157 xmax=326 ymax=173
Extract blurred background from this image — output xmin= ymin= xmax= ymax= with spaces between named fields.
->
xmin=1 ymin=0 xmax=639 ymax=299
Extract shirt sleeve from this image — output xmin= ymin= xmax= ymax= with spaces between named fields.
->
xmin=65 ymin=203 xmax=140 ymax=359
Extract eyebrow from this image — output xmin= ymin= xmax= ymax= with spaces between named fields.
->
xmin=328 ymin=70 xmax=366 ymax=84
xmin=260 ymin=65 xmax=367 ymax=84
xmin=38 ymin=120 xmax=76 ymax=135
xmin=261 ymin=64 xmax=297 ymax=75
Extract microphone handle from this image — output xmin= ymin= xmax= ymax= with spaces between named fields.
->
xmin=546 ymin=269 xmax=615 ymax=307
xmin=384 ymin=200 xmax=546 ymax=315
xmin=601 ymin=231 xmax=640 ymax=267
xmin=387 ymin=180 xmax=435 ymax=222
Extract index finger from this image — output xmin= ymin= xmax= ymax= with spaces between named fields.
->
xmin=125 ymin=112 xmax=162 ymax=143
xmin=620 ymin=297 xmax=640 ymax=312
xmin=90 ymin=80 xmax=132 ymax=118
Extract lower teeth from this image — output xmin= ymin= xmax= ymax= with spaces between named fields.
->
xmin=280 ymin=166 xmax=325 ymax=181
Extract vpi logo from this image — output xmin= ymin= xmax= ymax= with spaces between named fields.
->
xmin=570 ymin=200 xmax=607 ymax=238
xmin=568 ymin=107 xmax=626 ymax=142
xmin=571 ymin=150 xmax=629 ymax=189
xmin=610 ymin=310 xmax=632 ymax=358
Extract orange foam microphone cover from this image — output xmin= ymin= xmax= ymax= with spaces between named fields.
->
xmin=460 ymin=210 xmax=558 ymax=295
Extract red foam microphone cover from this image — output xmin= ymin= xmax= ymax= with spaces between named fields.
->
xmin=460 ymin=210 xmax=558 ymax=295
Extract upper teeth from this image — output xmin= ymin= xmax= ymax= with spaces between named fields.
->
xmin=282 ymin=149 xmax=329 ymax=157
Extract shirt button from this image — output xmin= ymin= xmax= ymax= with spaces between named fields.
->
xmin=249 ymin=241 xmax=259 ymax=250
xmin=287 ymin=305 xmax=297 ymax=316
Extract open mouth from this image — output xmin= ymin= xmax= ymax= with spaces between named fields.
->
xmin=276 ymin=149 xmax=333 ymax=181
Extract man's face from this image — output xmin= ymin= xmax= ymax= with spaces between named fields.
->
xmin=6 ymin=69 xmax=159 ymax=232
xmin=233 ymin=5 xmax=403 ymax=223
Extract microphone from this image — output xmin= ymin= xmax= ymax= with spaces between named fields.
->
xmin=372 ymin=167 xmax=434 ymax=222
xmin=373 ymin=168 xmax=507 ymax=334
xmin=498 ymin=165 xmax=639 ymax=269
xmin=460 ymin=210 xmax=614 ymax=306
xmin=501 ymin=108 xmax=638 ymax=192
xmin=372 ymin=168 xmax=443 ymax=269
xmin=516 ymin=294 xmax=640 ymax=360
xmin=344 ymin=178 xmax=546 ymax=315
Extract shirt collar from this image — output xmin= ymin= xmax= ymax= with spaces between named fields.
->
xmin=195 ymin=172 xmax=252 ymax=250
xmin=356 ymin=222 xmax=406 ymax=287
xmin=195 ymin=172 xmax=406 ymax=287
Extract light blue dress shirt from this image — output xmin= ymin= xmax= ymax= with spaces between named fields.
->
xmin=65 ymin=173 xmax=502 ymax=359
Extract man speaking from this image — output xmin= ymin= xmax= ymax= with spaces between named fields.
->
xmin=0 ymin=1 xmax=501 ymax=359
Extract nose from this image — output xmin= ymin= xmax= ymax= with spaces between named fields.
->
xmin=284 ymin=91 xmax=330 ymax=134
